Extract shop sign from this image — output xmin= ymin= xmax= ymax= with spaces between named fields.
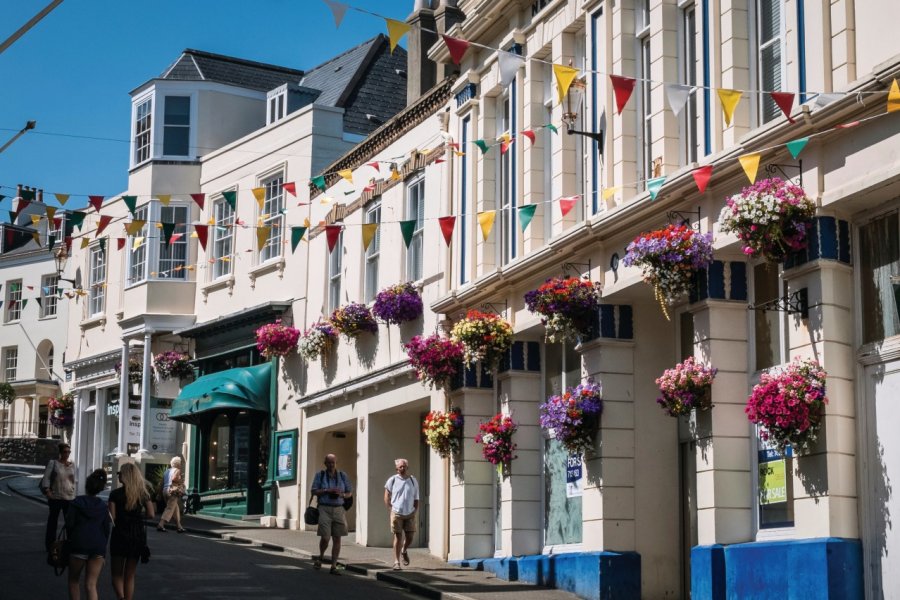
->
xmin=149 ymin=397 xmax=177 ymax=455
xmin=274 ymin=429 xmax=298 ymax=482
xmin=759 ymin=459 xmax=787 ymax=505
xmin=566 ymin=453 xmax=584 ymax=498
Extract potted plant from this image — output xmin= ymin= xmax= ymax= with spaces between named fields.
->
xmin=718 ymin=177 xmax=817 ymax=262
xmin=153 ymin=351 xmax=194 ymax=381
xmin=450 ymin=310 xmax=514 ymax=371
xmin=255 ymin=320 xmax=301 ymax=359
xmin=623 ymin=223 xmax=714 ymax=318
xmin=115 ymin=356 xmax=144 ymax=384
xmin=298 ymin=320 xmax=339 ymax=362
xmin=330 ymin=302 xmax=379 ymax=339
xmin=0 ymin=381 xmax=14 ymax=406
xmin=539 ymin=379 xmax=603 ymax=454
xmin=655 ymin=357 xmax=717 ymax=417
xmin=524 ymin=276 xmax=603 ymax=343
xmin=475 ymin=413 xmax=518 ymax=477
xmin=423 ymin=408 xmax=464 ymax=459
xmin=372 ymin=282 xmax=423 ymax=325
xmin=403 ymin=334 xmax=465 ymax=390
xmin=48 ymin=393 xmax=75 ymax=429
xmin=745 ymin=358 xmax=828 ymax=455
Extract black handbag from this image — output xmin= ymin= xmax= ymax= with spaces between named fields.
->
xmin=342 ymin=495 xmax=353 ymax=511
xmin=304 ymin=494 xmax=319 ymax=526
xmin=47 ymin=526 xmax=68 ymax=575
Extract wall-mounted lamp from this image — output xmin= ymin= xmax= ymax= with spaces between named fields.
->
xmin=561 ymin=77 xmax=604 ymax=149
xmin=53 ymin=245 xmax=78 ymax=287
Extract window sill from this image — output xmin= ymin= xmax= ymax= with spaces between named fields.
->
xmin=755 ymin=526 xmax=796 ymax=542
xmin=3 ymin=319 xmax=21 ymax=326
xmin=249 ymin=257 xmax=286 ymax=289
xmin=80 ymin=315 xmax=107 ymax=331
xmin=38 ymin=314 xmax=57 ymax=321
xmin=201 ymin=275 xmax=235 ymax=301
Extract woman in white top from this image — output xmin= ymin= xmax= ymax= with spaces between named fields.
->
xmin=41 ymin=443 xmax=76 ymax=552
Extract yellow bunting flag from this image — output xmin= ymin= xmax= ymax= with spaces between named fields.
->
xmin=477 ymin=210 xmax=496 ymax=241
xmin=717 ymin=89 xmax=742 ymax=126
xmin=132 ymin=237 xmax=144 ymax=251
xmin=45 ymin=207 xmax=56 ymax=222
xmin=390 ymin=168 xmax=401 ymax=181
xmin=155 ymin=222 xmax=163 ymax=229
xmin=888 ymin=79 xmax=900 ymax=113
xmin=252 ymin=187 xmax=266 ymax=211
xmin=80 ymin=238 xmax=90 ymax=249
xmin=553 ymin=63 xmax=580 ymax=104
xmin=124 ymin=220 xmax=146 ymax=236
xmin=738 ymin=153 xmax=761 ymax=184
xmin=54 ymin=193 xmax=69 ymax=206
xmin=207 ymin=218 xmax=215 ymax=226
xmin=361 ymin=223 xmax=378 ymax=251
xmin=31 ymin=214 xmax=41 ymax=226
xmin=385 ymin=18 xmax=411 ymax=53
xmin=338 ymin=169 xmax=353 ymax=183
xmin=32 ymin=232 xmax=41 ymax=246
xmin=157 ymin=194 xmax=171 ymax=206
xmin=602 ymin=187 xmax=620 ymax=201
xmin=256 ymin=226 xmax=270 ymax=250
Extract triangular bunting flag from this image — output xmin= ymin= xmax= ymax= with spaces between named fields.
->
xmin=738 ymin=153 xmax=761 ymax=184
xmin=169 ymin=233 xmax=184 ymax=244
xmin=190 ymin=193 xmax=206 ymax=210
xmin=325 ymin=225 xmax=342 ymax=253
xmin=133 ymin=236 xmax=144 ymax=251
xmin=610 ymin=75 xmax=637 ymax=114
xmin=222 ymin=191 xmax=236 ymax=211
xmin=473 ymin=139 xmax=490 ymax=154
xmin=283 ymin=182 xmax=297 ymax=197
xmin=31 ymin=214 xmax=41 ymax=226
xmin=442 ymin=34 xmax=471 ymax=65
xmin=80 ymin=238 xmax=90 ymax=249
xmin=399 ymin=220 xmax=416 ymax=248
xmin=477 ymin=210 xmax=496 ymax=241
xmin=438 ymin=216 xmax=455 ymax=246
xmin=367 ymin=161 xmax=380 ymax=172
xmin=162 ymin=223 xmax=176 ymax=247
xmin=252 ymin=187 xmax=266 ymax=211
xmin=88 ymin=195 xmax=104 ymax=212
xmin=786 ymin=137 xmax=809 ymax=159
xmin=553 ymin=64 xmax=580 ymax=104
xmin=692 ymin=165 xmax=713 ymax=194
xmin=500 ymin=138 xmax=514 ymax=154
xmin=337 ymin=169 xmax=353 ymax=183
xmin=770 ymin=92 xmax=796 ymax=123
xmin=21 ymin=299 xmax=28 ymax=310
xmin=69 ymin=211 xmax=86 ymax=231
xmin=323 ymin=0 xmax=348 ymax=27
xmin=647 ymin=176 xmax=667 ymax=201
xmin=54 ymin=193 xmax=69 ymax=206
xmin=518 ymin=204 xmax=537 ymax=232
xmin=32 ymin=232 xmax=41 ymax=247
xmin=290 ymin=226 xmax=307 ymax=252
xmin=122 ymin=195 xmax=138 ymax=217
xmin=311 ymin=175 xmax=326 ymax=192
xmin=665 ymin=83 xmax=692 ymax=116
xmin=521 ymin=129 xmax=536 ymax=144
xmin=361 ymin=223 xmax=378 ymax=251
xmin=385 ymin=18 xmax=410 ymax=53
xmin=602 ymin=187 xmax=620 ymax=201
xmin=545 ymin=123 xmax=558 ymax=134
xmin=717 ymin=89 xmax=742 ymax=126
xmin=497 ymin=50 xmax=525 ymax=88
xmin=157 ymin=194 xmax=171 ymax=206
xmin=889 ymin=79 xmax=900 ymax=113
xmin=16 ymin=199 xmax=31 ymax=216
xmin=124 ymin=220 xmax=146 ymax=236
xmin=194 ymin=225 xmax=208 ymax=250
xmin=256 ymin=226 xmax=270 ymax=251
xmin=45 ymin=206 xmax=56 ymax=222
xmin=559 ymin=196 xmax=578 ymax=217
xmin=35 ymin=297 xmax=42 ymax=309
xmin=96 ymin=215 xmax=113 ymax=237
xmin=116 ymin=238 xmax=126 ymax=251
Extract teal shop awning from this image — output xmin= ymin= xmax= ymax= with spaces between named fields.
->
xmin=170 ymin=362 xmax=271 ymax=424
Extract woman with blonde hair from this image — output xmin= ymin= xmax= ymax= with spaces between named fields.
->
xmin=157 ymin=456 xmax=185 ymax=533
xmin=108 ymin=463 xmax=155 ymax=600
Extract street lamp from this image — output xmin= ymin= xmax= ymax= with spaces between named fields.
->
xmin=53 ymin=244 xmax=77 ymax=287
xmin=562 ymin=76 xmax=604 ymax=148
xmin=0 ymin=120 xmax=36 ymax=155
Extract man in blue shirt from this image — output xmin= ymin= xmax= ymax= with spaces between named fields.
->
xmin=311 ymin=454 xmax=353 ymax=575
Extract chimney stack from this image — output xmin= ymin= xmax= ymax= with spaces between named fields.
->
xmin=406 ymin=1 xmax=438 ymax=103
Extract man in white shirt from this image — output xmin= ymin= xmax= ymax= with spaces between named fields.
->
xmin=383 ymin=458 xmax=419 ymax=570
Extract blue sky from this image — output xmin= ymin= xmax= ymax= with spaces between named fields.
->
xmin=0 ymin=0 xmax=409 ymax=212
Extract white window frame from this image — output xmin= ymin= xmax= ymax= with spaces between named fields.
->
xmin=2 ymin=347 xmax=17 ymax=382
xmin=126 ymin=205 xmax=149 ymax=286
xmin=637 ymin=30 xmax=653 ymax=190
xmin=132 ymin=95 xmax=153 ymax=167
xmin=267 ymin=90 xmax=287 ymax=125
xmin=678 ymin=1 xmax=700 ymax=165
xmin=459 ymin=114 xmax=472 ymax=285
xmin=211 ymin=197 xmax=235 ymax=280
xmin=158 ymin=205 xmax=189 ymax=278
xmin=40 ymin=274 xmax=58 ymax=318
xmin=364 ymin=200 xmax=381 ymax=303
xmin=5 ymin=279 xmax=22 ymax=322
xmin=497 ymin=87 xmax=515 ymax=266
xmin=259 ymin=172 xmax=285 ymax=263
xmin=328 ymin=230 xmax=343 ymax=313
xmin=162 ymin=95 xmax=191 ymax=157
xmin=752 ymin=0 xmax=786 ymax=125
xmin=543 ymin=60 xmax=555 ymax=243
xmin=88 ymin=244 xmax=107 ymax=317
xmin=406 ymin=176 xmax=425 ymax=282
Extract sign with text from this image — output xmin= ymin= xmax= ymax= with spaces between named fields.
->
xmin=149 ymin=397 xmax=177 ymax=455
xmin=758 ymin=459 xmax=787 ymax=505
xmin=566 ymin=453 xmax=584 ymax=498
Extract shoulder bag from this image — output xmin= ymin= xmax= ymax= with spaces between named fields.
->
xmin=47 ymin=526 xmax=68 ymax=575
xmin=304 ymin=493 xmax=319 ymax=525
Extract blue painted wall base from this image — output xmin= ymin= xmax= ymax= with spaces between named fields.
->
xmin=451 ymin=551 xmax=641 ymax=600
xmin=693 ymin=538 xmax=862 ymax=600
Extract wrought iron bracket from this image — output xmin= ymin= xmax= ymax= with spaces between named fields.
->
xmin=565 ymin=123 xmax=605 ymax=149
xmin=562 ymin=260 xmax=593 ymax=278
xmin=667 ymin=207 xmax=702 ymax=232
xmin=765 ymin=160 xmax=803 ymax=187
xmin=749 ymin=288 xmax=809 ymax=320
xmin=479 ymin=300 xmax=508 ymax=315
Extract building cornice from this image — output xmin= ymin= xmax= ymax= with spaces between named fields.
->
xmin=64 ymin=349 xmax=122 ymax=371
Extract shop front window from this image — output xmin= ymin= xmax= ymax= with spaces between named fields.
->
xmin=757 ymin=431 xmax=794 ymax=528
xmin=206 ymin=413 xmax=251 ymax=490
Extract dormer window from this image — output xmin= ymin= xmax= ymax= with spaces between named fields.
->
xmin=134 ymin=98 xmax=152 ymax=165
xmin=267 ymin=87 xmax=287 ymax=125
xmin=163 ymin=96 xmax=191 ymax=156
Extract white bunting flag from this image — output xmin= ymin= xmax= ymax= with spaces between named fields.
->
xmin=665 ymin=83 xmax=693 ymax=117
xmin=498 ymin=50 xmax=525 ymax=89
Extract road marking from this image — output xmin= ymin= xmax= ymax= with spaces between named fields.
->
xmin=255 ymin=564 xmax=303 ymax=570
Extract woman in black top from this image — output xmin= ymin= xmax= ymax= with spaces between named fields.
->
xmin=66 ymin=469 xmax=111 ymax=600
xmin=108 ymin=463 xmax=155 ymax=600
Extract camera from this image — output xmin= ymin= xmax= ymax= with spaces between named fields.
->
xmin=327 ymin=492 xmax=339 ymax=499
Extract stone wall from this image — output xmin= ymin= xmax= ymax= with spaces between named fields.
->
xmin=0 ymin=438 xmax=60 ymax=465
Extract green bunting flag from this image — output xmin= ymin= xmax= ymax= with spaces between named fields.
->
xmin=291 ymin=226 xmax=307 ymax=253
xmin=21 ymin=299 xmax=28 ymax=310
xmin=222 ymin=191 xmax=237 ymax=211
xmin=647 ymin=176 xmax=667 ymax=201
xmin=518 ymin=204 xmax=537 ymax=232
xmin=68 ymin=211 xmax=87 ymax=230
xmin=48 ymin=234 xmax=56 ymax=253
xmin=98 ymin=238 xmax=106 ymax=253
xmin=311 ymin=175 xmax=326 ymax=192
xmin=399 ymin=220 xmax=416 ymax=248
xmin=35 ymin=297 xmax=42 ymax=309
xmin=545 ymin=123 xmax=558 ymax=134
xmin=786 ymin=137 xmax=809 ymax=159
xmin=122 ymin=195 xmax=138 ymax=217
xmin=162 ymin=223 xmax=176 ymax=247
xmin=473 ymin=140 xmax=490 ymax=154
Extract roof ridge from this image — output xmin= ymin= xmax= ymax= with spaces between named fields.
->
xmin=182 ymin=48 xmax=304 ymax=76
xmin=301 ymin=34 xmax=396 ymax=76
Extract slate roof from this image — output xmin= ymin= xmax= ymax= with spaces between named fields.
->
xmin=160 ymin=50 xmax=305 ymax=92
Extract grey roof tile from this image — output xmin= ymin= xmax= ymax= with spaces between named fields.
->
xmin=161 ymin=50 xmax=304 ymax=92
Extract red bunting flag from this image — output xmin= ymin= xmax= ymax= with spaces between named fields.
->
xmin=169 ymin=233 xmax=184 ymax=244
xmin=363 ymin=182 xmax=376 ymax=192
xmin=559 ymin=196 xmax=578 ymax=217
xmin=325 ymin=225 xmax=342 ymax=253
xmin=16 ymin=199 xmax=30 ymax=215
xmin=438 ymin=216 xmax=456 ymax=246
xmin=367 ymin=161 xmax=380 ymax=172
xmin=116 ymin=238 xmax=126 ymax=251
xmin=500 ymin=138 xmax=515 ymax=155
xmin=769 ymin=92 xmax=796 ymax=124
xmin=53 ymin=217 xmax=62 ymax=230
xmin=282 ymin=182 xmax=297 ymax=197
xmin=194 ymin=225 xmax=208 ymax=250
xmin=434 ymin=158 xmax=446 ymax=164
xmin=692 ymin=165 xmax=714 ymax=194
xmin=64 ymin=236 xmax=73 ymax=251
xmin=442 ymin=34 xmax=471 ymax=65
xmin=190 ymin=193 xmax=205 ymax=210
xmin=448 ymin=142 xmax=460 ymax=149
xmin=610 ymin=75 xmax=637 ymax=115
xmin=521 ymin=129 xmax=536 ymax=144
xmin=96 ymin=215 xmax=113 ymax=237
xmin=88 ymin=195 xmax=104 ymax=212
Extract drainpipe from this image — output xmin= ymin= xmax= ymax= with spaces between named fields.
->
xmin=444 ymin=389 xmax=451 ymax=561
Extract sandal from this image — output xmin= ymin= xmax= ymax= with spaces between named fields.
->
xmin=313 ymin=557 xmax=322 ymax=570
xmin=156 ymin=526 xmax=167 ymax=532
xmin=392 ymin=562 xmax=401 ymax=571
xmin=176 ymin=528 xmax=185 ymax=533
xmin=330 ymin=566 xmax=341 ymax=576
xmin=402 ymin=551 xmax=410 ymax=566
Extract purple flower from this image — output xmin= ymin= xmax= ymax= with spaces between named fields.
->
xmin=372 ymin=282 xmax=423 ymax=325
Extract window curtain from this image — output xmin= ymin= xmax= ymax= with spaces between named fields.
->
xmin=860 ymin=213 xmax=900 ymax=344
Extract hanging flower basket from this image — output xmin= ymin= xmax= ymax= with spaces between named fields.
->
xmin=255 ymin=320 xmax=301 ymax=359
xmin=539 ymin=379 xmax=603 ymax=455
xmin=330 ymin=302 xmax=379 ymax=339
xmin=450 ymin=310 xmax=514 ymax=371
xmin=655 ymin=357 xmax=717 ymax=417
xmin=718 ymin=177 xmax=816 ymax=262
xmin=623 ymin=223 xmax=714 ymax=317
xmin=475 ymin=413 xmax=518 ymax=476
xmin=153 ymin=351 xmax=194 ymax=381
xmin=423 ymin=408 xmax=464 ymax=459
xmin=524 ymin=276 xmax=603 ymax=343
xmin=115 ymin=356 xmax=144 ymax=384
xmin=298 ymin=320 xmax=339 ymax=362
xmin=403 ymin=334 xmax=465 ymax=390
xmin=49 ymin=393 xmax=75 ymax=429
xmin=372 ymin=282 xmax=423 ymax=325
xmin=745 ymin=358 xmax=828 ymax=455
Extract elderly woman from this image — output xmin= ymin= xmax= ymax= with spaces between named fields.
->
xmin=157 ymin=457 xmax=185 ymax=533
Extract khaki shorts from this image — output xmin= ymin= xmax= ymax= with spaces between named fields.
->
xmin=390 ymin=511 xmax=416 ymax=534
xmin=317 ymin=505 xmax=348 ymax=538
